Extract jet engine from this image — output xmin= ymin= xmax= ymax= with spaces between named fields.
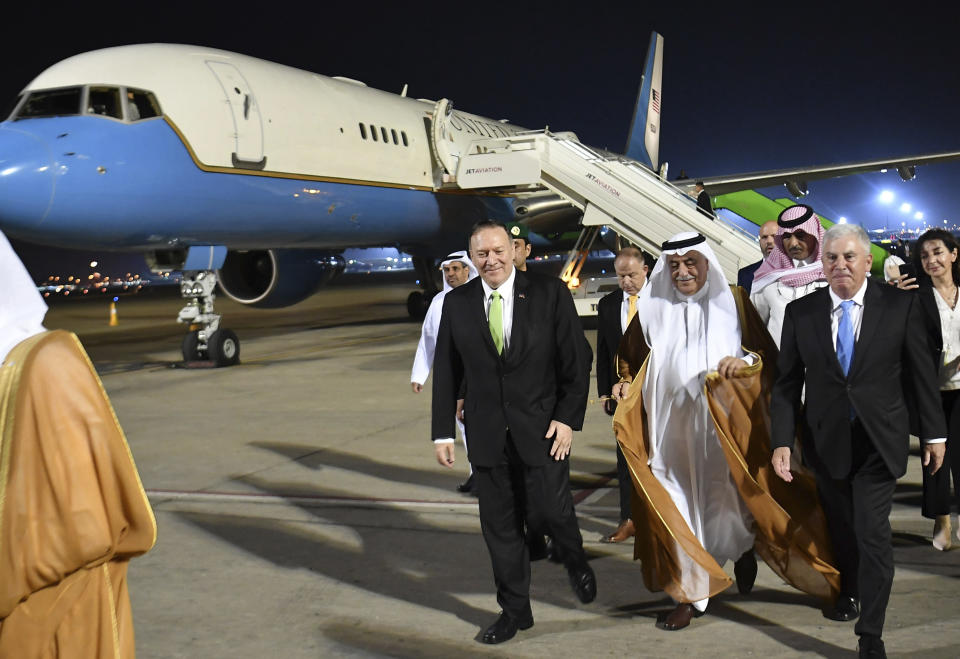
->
xmin=784 ymin=180 xmax=809 ymax=198
xmin=217 ymin=249 xmax=345 ymax=308
xmin=897 ymin=165 xmax=916 ymax=181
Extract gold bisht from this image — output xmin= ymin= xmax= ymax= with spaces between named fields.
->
xmin=613 ymin=286 xmax=839 ymax=604
xmin=0 ymin=331 xmax=157 ymax=658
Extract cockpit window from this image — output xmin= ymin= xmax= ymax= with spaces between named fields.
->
xmin=16 ymin=87 xmax=83 ymax=118
xmin=87 ymin=86 xmax=122 ymax=119
xmin=125 ymin=89 xmax=161 ymax=120
xmin=2 ymin=94 xmax=23 ymax=121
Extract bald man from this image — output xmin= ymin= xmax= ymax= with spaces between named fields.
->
xmin=737 ymin=221 xmax=778 ymax=294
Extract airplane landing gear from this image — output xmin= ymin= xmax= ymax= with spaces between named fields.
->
xmin=408 ymin=256 xmax=441 ymax=320
xmin=177 ymin=270 xmax=241 ymax=366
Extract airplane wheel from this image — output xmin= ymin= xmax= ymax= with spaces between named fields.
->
xmin=208 ymin=329 xmax=240 ymax=367
xmin=182 ymin=330 xmax=203 ymax=362
xmin=407 ymin=291 xmax=428 ymax=320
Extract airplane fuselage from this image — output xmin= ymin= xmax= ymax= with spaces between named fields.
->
xmin=0 ymin=44 xmax=529 ymax=254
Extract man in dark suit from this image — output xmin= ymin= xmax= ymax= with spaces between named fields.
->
xmin=596 ymin=246 xmax=648 ymax=543
xmin=432 ymin=220 xmax=595 ymax=644
xmin=694 ymin=181 xmax=715 ymax=219
xmin=770 ymin=223 xmax=946 ymax=659
xmin=737 ymin=220 xmax=778 ymax=294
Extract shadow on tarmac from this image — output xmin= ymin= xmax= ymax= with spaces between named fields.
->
xmin=170 ymin=439 xmax=868 ymax=654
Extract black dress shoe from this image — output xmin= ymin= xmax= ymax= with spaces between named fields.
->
xmin=456 ymin=474 xmax=475 ymax=494
xmin=546 ymin=536 xmax=565 ymax=564
xmin=567 ymin=561 xmax=597 ymax=604
xmin=824 ymin=595 xmax=860 ymax=621
xmin=858 ymin=634 xmax=886 ymax=658
xmin=734 ymin=550 xmax=757 ymax=595
xmin=480 ymin=612 xmax=533 ymax=644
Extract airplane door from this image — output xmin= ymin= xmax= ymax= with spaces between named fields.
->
xmin=429 ymin=98 xmax=460 ymax=177
xmin=206 ymin=61 xmax=266 ymax=170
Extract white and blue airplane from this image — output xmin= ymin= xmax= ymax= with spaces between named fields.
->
xmin=1 ymin=35 xmax=957 ymax=365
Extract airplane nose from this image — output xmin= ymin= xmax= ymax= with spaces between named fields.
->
xmin=0 ymin=126 xmax=55 ymax=234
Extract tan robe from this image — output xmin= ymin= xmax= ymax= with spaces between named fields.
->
xmin=613 ymin=286 xmax=839 ymax=604
xmin=0 ymin=331 xmax=156 ymax=658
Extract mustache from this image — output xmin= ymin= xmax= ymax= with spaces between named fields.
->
xmin=674 ymin=275 xmax=696 ymax=282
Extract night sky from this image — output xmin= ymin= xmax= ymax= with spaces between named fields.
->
xmin=3 ymin=2 xmax=960 ymax=247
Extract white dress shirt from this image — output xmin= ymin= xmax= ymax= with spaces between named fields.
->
xmin=619 ymin=282 xmax=646 ymax=334
xmin=828 ymin=279 xmax=867 ymax=349
xmin=933 ymin=286 xmax=960 ymax=391
xmin=480 ymin=265 xmax=516 ymax=350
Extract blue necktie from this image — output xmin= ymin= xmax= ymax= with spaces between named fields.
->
xmin=837 ymin=300 xmax=855 ymax=376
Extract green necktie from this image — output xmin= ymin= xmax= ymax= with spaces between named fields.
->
xmin=489 ymin=291 xmax=504 ymax=355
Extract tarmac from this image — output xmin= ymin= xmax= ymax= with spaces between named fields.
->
xmin=42 ymin=276 xmax=960 ymax=658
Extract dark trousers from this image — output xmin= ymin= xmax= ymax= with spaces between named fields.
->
xmin=474 ymin=433 xmax=586 ymax=623
xmin=615 ymin=443 xmax=632 ymax=521
xmin=922 ymin=389 xmax=960 ymax=518
xmin=815 ymin=420 xmax=896 ymax=639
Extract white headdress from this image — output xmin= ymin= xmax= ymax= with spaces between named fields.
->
xmin=0 ymin=229 xmax=48 ymax=362
xmin=637 ymin=232 xmax=742 ymax=461
xmin=439 ymin=250 xmax=478 ymax=292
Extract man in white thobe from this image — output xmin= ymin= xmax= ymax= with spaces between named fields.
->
xmin=612 ymin=232 xmax=758 ymax=630
xmin=411 ymin=250 xmax=477 ymax=492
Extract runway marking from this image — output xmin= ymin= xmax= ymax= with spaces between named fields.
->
xmin=146 ymin=488 xmax=483 ymax=510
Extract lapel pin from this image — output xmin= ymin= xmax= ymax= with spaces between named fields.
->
xmin=518 ymin=293 xmax=526 ymax=300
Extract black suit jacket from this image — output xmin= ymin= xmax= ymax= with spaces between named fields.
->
xmin=432 ymin=270 xmax=590 ymax=468
xmin=595 ymin=289 xmax=624 ymax=399
xmin=696 ymin=190 xmax=715 ymax=218
xmin=737 ymin=260 xmax=762 ymax=294
xmin=771 ymin=279 xmax=946 ymax=479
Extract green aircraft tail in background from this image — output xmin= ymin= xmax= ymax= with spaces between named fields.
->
xmin=712 ymin=190 xmax=890 ymax=278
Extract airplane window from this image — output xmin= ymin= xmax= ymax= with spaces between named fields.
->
xmin=126 ymin=89 xmax=161 ymax=121
xmin=359 ymin=123 xmax=367 ymax=139
xmin=16 ymin=87 xmax=83 ymax=119
xmin=87 ymin=87 xmax=122 ymax=119
xmin=380 ymin=127 xmax=388 ymax=143
xmin=391 ymin=129 xmax=398 ymax=145
xmin=401 ymin=131 xmax=408 ymax=147
xmin=370 ymin=124 xmax=378 ymax=142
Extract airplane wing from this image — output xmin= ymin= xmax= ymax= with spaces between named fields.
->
xmin=681 ymin=151 xmax=960 ymax=196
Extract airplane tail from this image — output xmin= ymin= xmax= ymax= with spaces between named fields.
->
xmin=624 ymin=31 xmax=664 ymax=172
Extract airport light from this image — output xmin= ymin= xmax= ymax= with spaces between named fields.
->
xmin=879 ymin=190 xmax=895 ymax=204
xmin=900 ymin=203 xmax=911 ymax=214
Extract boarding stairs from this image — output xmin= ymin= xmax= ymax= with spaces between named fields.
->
xmin=450 ymin=130 xmax=760 ymax=282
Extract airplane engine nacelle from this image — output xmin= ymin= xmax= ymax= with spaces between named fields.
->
xmin=784 ymin=180 xmax=809 ymax=198
xmin=897 ymin=165 xmax=916 ymax=181
xmin=218 ymin=249 xmax=345 ymax=308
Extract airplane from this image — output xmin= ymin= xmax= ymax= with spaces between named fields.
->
xmin=2 ymin=34 xmax=958 ymax=366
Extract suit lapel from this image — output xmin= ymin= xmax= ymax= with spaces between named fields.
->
xmin=812 ymin=288 xmax=843 ymax=376
xmin=505 ymin=270 xmax=528 ymax=362
xmin=848 ymin=280 xmax=883 ymax=378
xmin=470 ymin=279 xmax=500 ymax=358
